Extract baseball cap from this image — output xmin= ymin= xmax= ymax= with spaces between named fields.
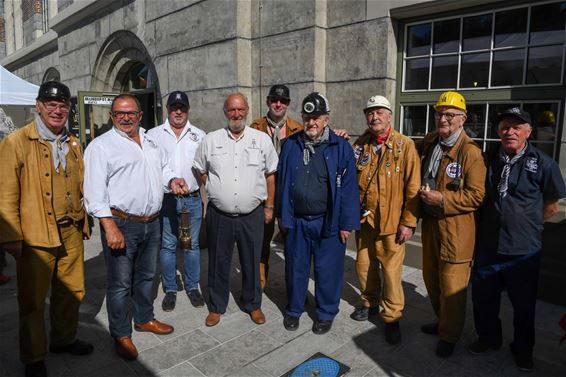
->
xmin=496 ymin=107 xmax=532 ymax=126
xmin=167 ymin=91 xmax=190 ymax=108
xmin=267 ymin=85 xmax=291 ymax=101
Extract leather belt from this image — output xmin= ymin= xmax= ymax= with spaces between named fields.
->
xmin=111 ymin=208 xmax=159 ymax=223
xmin=166 ymin=190 xmax=200 ymax=198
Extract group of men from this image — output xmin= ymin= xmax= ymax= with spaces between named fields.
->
xmin=0 ymin=80 xmax=564 ymax=377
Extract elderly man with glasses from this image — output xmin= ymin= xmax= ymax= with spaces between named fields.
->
xmin=0 ymin=81 xmax=93 ymax=377
xmin=418 ymin=91 xmax=486 ymax=358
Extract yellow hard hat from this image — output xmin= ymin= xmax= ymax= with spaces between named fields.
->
xmin=434 ymin=91 xmax=466 ymax=112
xmin=538 ymin=110 xmax=556 ymax=124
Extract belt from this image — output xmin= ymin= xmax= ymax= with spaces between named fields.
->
xmin=111 ymin=208 xmax=159 ymax=223
xmin=167 ymin=190 xmax=200 ymax=198
xmin=56 ymin=216 xmax=82 ymax=227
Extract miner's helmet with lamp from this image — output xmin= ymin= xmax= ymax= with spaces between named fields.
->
xmin=301 ymin=92 xmax=330 ymax=116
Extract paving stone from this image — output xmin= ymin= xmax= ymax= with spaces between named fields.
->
xmin=190 ymin=329 xmax=281 ymax=377
xmin=131 ymin=329 xmax=219 ymax=376
xmin=202 ymin=306 xmax=279 ymax=343
xmin=158 ymin=361 xmax=205 ymax=377
xmin=224 ymin=362 xmax=274 ymax=377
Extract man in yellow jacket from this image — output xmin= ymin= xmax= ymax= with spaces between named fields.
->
xmin=0 ymin=82 xmax=93 ymax=377
xmin=351 ymin=95 xmax=420 ymax=344
xmin=419 ymin=91 xmax=486 ymax=358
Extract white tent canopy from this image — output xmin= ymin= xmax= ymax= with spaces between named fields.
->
xmin=0 ymin=65 xmax=39 ymax=105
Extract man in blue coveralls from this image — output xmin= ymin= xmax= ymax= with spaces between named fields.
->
xmin=276 ymin=92 xmax=360 ymax=335
xmin=469 ymin=107 xmax=566 ymax=372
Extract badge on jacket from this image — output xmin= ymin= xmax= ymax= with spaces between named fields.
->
xmin=446 ymin=162 xmax=462 ymax=178
xmin=525 ymin=157 xmax=538 ymax=173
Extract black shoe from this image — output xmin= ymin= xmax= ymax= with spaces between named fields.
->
xmin=283 ymin=315 xmax=300 ymax=331
xmin=511 ymin=349 xmax=534 ymax=372
xmin=467 ymin=339 xmax=500 ymax=355
xmin=421 ymin=322 xmax=438 ymax=335
xmin=384 ymin=322 xmax=401 ymax=345
xmin=312 ymin=319 xmax=333 ymax=335
xmin=162 ymin=292 xmax=176 ymax=312
xmin=49 ymin=339 xmax=94 ymax=356
xmin=436 ymin=340 xmax=455 ymax=358
xmin=187 ymin=289 xmax=205 ymax=308
xmin=25 ymin=361 xmax=47 ymax=377
xmin=350 ymin=306 xmax=378 ymax=321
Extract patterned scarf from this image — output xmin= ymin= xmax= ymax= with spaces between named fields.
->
xmin=303 ymin=127 xmax=329 ymax=165
xmin=266 ymin=114 xmax=287 ymax=154
xmin=497 ymin=145 xmax=526 ymax=199
xmin=35 ymin=114 xmax=69 ymax=173
xmin=425 ymin=127 xmax=462 ymax=179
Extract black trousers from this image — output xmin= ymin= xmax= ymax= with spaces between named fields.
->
xmin=206 ymin=204 xmax=264 ymax=313
xmin=471 ymin=250 xmax=541 ymax=354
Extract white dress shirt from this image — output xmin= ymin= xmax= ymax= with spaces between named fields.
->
xmin=193 ymin=126 xmax=278 ymax=214
xmin=84 ymin=127 xmax=176 ymax=217
xmin=147 ymin=119 xmax=205 ymax=193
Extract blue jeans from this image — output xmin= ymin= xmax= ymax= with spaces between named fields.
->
xmin=101 ymin=216 xmax=161 ymax=338
xmin=160 ymin=193 xmax=202 ymax=293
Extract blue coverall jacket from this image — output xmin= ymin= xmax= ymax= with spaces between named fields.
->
xmin=275 ymin=129 xmax=361 ymax=235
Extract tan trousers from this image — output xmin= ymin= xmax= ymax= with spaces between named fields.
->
xmin=422 ymin=218 xmax=471 ymax=343
xmin=260 ymin=219 xmax=276 ymax=289
xmin=355 ymin=224 xmax=405 ymax=323
xmin=16 ymin=224 xmax=85 ymax=363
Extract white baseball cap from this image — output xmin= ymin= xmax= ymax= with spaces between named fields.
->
xmin=364 ymin=95 xmax=391 ymax=112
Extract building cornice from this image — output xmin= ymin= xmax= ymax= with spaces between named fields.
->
xmin=390 ymin=0 xmax=506 ymax=19
xmin=50 ymin=0 xmax=117 ymax=34
xmin=0 ymin=30 xmax=58 ymax=70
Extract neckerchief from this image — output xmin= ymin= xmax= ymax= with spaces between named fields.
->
xmin=498 ymin=144 xmax=527 ymax=199
xmin=266 ymin=114 xmax=287 ymax=154
xmin=373 ymin=126 xmax=391 ymax=145
xmin=35 ymin=114 xmax=69 ymax=173
xmin=303 ymin=127 xmax=329 ymax=165
xmin=425 ymin=127 xmax=462 ymax=179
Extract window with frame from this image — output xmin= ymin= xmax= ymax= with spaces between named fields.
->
xmin=398 ymin=0 xmax=566 ymax=163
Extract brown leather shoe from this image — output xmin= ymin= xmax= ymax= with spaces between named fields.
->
xmin=134 ymin=319 xmax=174 ymax=335
xmin=250 ymin=308 xmax=266 ymax=325
xmin=205 ymin=312 xmax=221 ymax=327
xmin=114 ymin=336 xmax=138 ymax=361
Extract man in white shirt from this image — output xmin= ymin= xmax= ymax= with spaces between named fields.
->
xmin=147 ymin=91 xmax=206 ymax=312
xmin=84 ymin=94 xmax=188 ymax=361
xmin=193 ymin=93 xmax=278 ymax=327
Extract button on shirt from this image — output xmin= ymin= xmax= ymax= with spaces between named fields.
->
xmin=147 ymin=119 xmax=205 ymax=192
xmin=84 ymin=127 xmax=177 ymax=217
xmin=193 ymin=126 xmax=278 ymax=214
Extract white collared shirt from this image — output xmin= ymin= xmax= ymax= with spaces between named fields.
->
xmin=193 ymin=126 xmax=278 ymax=214
xmin=84 ymin=127 xmax=176 ymax=217
xmin=147 ymin=119 xmax=205 ymax=192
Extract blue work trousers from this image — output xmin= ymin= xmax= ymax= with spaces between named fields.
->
xmin=160 ymin=193 xmax=202 ymax=292
xmin=101 ymin=216 xmax=160 ymax=337
xmin=284 ymin=216 xmax=346 ymax=321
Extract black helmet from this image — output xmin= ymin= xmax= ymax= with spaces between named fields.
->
xmin=267 ymin=84 xmax=290 ymax=101
xmin=301 ymin=92 xmax=330 ymax=115
xmin=37 ymin=81 xmax=71 ymax=102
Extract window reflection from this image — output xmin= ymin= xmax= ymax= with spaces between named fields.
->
xmin=464 ymin=104 xmax=486 ymax=139
xmin=407 ymin=23 xmax=431 ymax=57
xmin=402 ymin=106 xmax=428 ymax=136
xmin=494 ymin=8 xmax=527 ymax=48
xmin=460 ymin=53 xmax=490 ymax=88
xmin=530 ymin=2 xmax=566 ymax=45
xmin=433 ymin=19 xmax=460 ymax=54
xmin=492 ymin=49 xmax=525 ymax=86
xmin=405 ymin=58 xmax=430 ymax=90
xmin=526 ymin=45 xmax=563 ymax=84
xmin=431 ymin=56 xmax=458 ymax=89
xmin=524 ymin=103 xmax=559 ymax=150
xmin=462 ymin=14 xmax=492 ymax=51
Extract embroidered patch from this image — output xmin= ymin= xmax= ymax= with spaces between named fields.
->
xmin=188 ymin=132 xmax=199 ymax=142
xmin=354 ymin=145 xmax=363 ymax=160
xmin=385 ymin=162 xmax=391 ymax=167
xmin=395 ymin=166 xmax=400 ymax=173
xmin=396 ymin=139 xmax=404 ymax=146
xmin=360 ymin=152 xmax=370 ymax=166
xmin=525 ymin=157 xmax=538 ymax=173
xmin=445 ymin=162 xmax=462 ymax=178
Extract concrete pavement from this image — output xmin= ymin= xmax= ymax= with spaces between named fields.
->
xmin=0 ymin=224 xmax=565 ymax=377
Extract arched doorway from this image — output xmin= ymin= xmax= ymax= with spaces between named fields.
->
xmin=79 ymin=30 xmax=161 ymax=145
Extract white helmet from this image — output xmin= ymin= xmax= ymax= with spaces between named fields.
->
xmin=364 ymin=95 xmax=391 ymax=112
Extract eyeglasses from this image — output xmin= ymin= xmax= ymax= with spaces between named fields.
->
xmin=434 ymin=112 xmax=464 ymax=121
xmin=41 ymin=101 xmax=70 ymax=113
xmin=112 ymin=111 xmax=141 ymax=119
